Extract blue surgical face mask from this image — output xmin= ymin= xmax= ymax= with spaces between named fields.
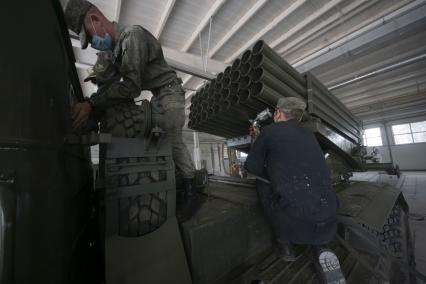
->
xmin=90 ymin=19 xmax=112 ymax=51
xmin=91 ymin=33 xmax=112 ymax=51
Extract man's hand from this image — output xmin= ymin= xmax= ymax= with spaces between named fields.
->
xmin=72 ymin=101 xmax=92 ymax=130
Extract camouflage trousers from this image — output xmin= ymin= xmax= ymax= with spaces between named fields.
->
xmin=151 ymin=83 xmax=196 ymax=179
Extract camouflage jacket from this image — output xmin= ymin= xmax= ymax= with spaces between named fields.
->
xmin=90 ymin=24 xmax=177 ymax=109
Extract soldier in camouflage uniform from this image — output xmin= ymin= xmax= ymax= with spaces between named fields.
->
xmin=64 ymin=0 xmax=197 ymax=209
xmin=83 ymin=51 xmax=148 ymax=138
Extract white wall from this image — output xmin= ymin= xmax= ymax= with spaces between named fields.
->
xmin=364 ymin=115 xmax=426 ymax=170
xmin=364 ymin=122 xmax=393 ymax=163
xmin=390 ymin=143 xmax=426 ymax=170
xmin=76 ymin=67 xmax=97 ymax=98
xmin=183 ymin=129 xmax=230 ymax=176
xmin=185 ymin=141 xmax=229 ymax=176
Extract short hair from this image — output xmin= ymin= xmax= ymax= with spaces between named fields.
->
xmin=280 ymin=108 xmax=304 ymax=121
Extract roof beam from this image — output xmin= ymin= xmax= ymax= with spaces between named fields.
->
xmin=209 ymin=0 xmax=268 ymax=57
xmin=360 ymin=107 xmax=426 ymax=124
xmin=357 ymin=104 xmax=426 ymax=124
xmin=154 ymin=0 xmax=176 ymax=38
xmin=181 ymin=0 xmax=226 ymax=52
xmin=334 ymin=68 xmax=426 ymax=98
xmin=343 ymin=81 xmax=426 ymax=106
xmin=277 ymin=0 xmax=374 ymax=55
xmin=163 ymin=46 xmax=226 ymax=78
xmin=321 ymin=42 xmax=426 ymax=88
xmin=330 ymin=53 xmax=426 ymax=90
xmin=225 ymin=0 xmax=307 ymax=63
xmin=270 ymin=0 xmax=344 ymax=48
xmin=354 ymin=96 xmax=426 ymax=123
xmin=114 ymin=0 xmax=122 ymax=22
xmin=333 ymin=69 xmax=426 ymax=100
xmin=183 ymin=0 xmax=268 ymax=88
xmin=292 ymin=0 xmax=426 ymax=71
xmin=345 ymin=85 xmax=426 ymax=108
xmin=353 ymin=95 xmax=426 ymax=115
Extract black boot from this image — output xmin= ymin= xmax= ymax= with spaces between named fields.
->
xmin=184 ymin=178 xmax=196 ymax=199
xmin=177 ymin=178 xmax=202 ymax=222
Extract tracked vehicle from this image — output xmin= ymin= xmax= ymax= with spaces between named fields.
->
xmin=0 ymin=1 xmax=417 ymax=284
xmin=185 ymin=40 xmax=416 ymax=284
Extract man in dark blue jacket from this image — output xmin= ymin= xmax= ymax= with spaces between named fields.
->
xmin=245 ymin=97 xmax=345 ymax=283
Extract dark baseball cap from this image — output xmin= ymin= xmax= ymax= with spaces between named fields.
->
xmin=64 ymin=0 xmax=93 ymax=49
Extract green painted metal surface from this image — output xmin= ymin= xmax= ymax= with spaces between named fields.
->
xmin=0 ymin=1 xmax=95 ymax=283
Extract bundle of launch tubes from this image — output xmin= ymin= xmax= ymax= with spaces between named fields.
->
xmin=187 ymin=40 xmax=308 ymax=138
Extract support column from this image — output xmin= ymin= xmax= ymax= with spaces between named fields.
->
xmin=193 ymin=131 xmax=201 ymax=169
xmin=383 ymin=122 xmax=395 ymax=165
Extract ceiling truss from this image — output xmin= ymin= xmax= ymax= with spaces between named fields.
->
xmin=69 ymin=0 xmax=426 ymax=124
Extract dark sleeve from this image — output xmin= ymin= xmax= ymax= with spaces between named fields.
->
xmin=90 ymin=30 xmax=147 ymax=110
xmin=245 ymin=130 xmax=268 ymax=176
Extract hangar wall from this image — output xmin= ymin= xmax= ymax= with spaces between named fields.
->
xmin=365 ymin=115 xmax=426 ymax=170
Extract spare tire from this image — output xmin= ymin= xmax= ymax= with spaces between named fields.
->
xmin=100 ymin=100 xmax=151 ymax=138
xmin=101 ymin=100 xmax=170 ymax=237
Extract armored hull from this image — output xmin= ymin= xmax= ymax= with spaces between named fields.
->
xmin=0 ymin=1 xmax=95 ymax=283
xmin=178 ymin=177 xmax=415 ymax=284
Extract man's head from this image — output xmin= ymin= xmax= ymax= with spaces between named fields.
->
xmin=274 ymin=97 xmax=306 ymax=122
xmin=65 ymin=0 xmax=115 ymax=50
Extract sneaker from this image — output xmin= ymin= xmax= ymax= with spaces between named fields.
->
xmin=315 ymin=249 xmax=346 ymax=284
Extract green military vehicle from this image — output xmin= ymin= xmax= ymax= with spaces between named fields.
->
xmin=0 ymin=1 xmax=417 ymax=284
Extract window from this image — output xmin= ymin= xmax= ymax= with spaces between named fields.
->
xmin=237 ymin=151 xmax=248 ymax=158
xmin=362 ymin=127 xmax=383 ymax=146
xmin=392 ymin=121 xmax=426 ymax=145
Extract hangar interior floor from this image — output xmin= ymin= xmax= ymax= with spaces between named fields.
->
xmin=352 ymin=171 xmax=426 ymax=282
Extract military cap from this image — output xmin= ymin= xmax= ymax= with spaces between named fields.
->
xmin=84 ymin=51 xmax=118 ymax=83
xmin=276 ymin=97 xmax=306 ymax=112
xmin=64 ymin=0 xmax=93 ymax=49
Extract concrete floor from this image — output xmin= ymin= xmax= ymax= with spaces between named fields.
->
xmin=352 ymin=171 xmax=426 ymax=282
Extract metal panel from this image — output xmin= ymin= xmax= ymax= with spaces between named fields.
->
xmin=303 ymin=120 xmax=359 ymax=166
xmin=337 ymin=181 xmax=400 ymax=232
xmin=0 ymin=170 xmax=15 ymax=284
xmin=181 ymin=182 xmax=272 ymax=284
xmin=0 ymin=2 xmax=95 ymax=283
xmin=106 ymin=217 xmax=192 ymax=284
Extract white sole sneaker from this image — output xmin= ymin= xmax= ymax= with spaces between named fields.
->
xmin=318 ymin=250 xmax=346 ymax=284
